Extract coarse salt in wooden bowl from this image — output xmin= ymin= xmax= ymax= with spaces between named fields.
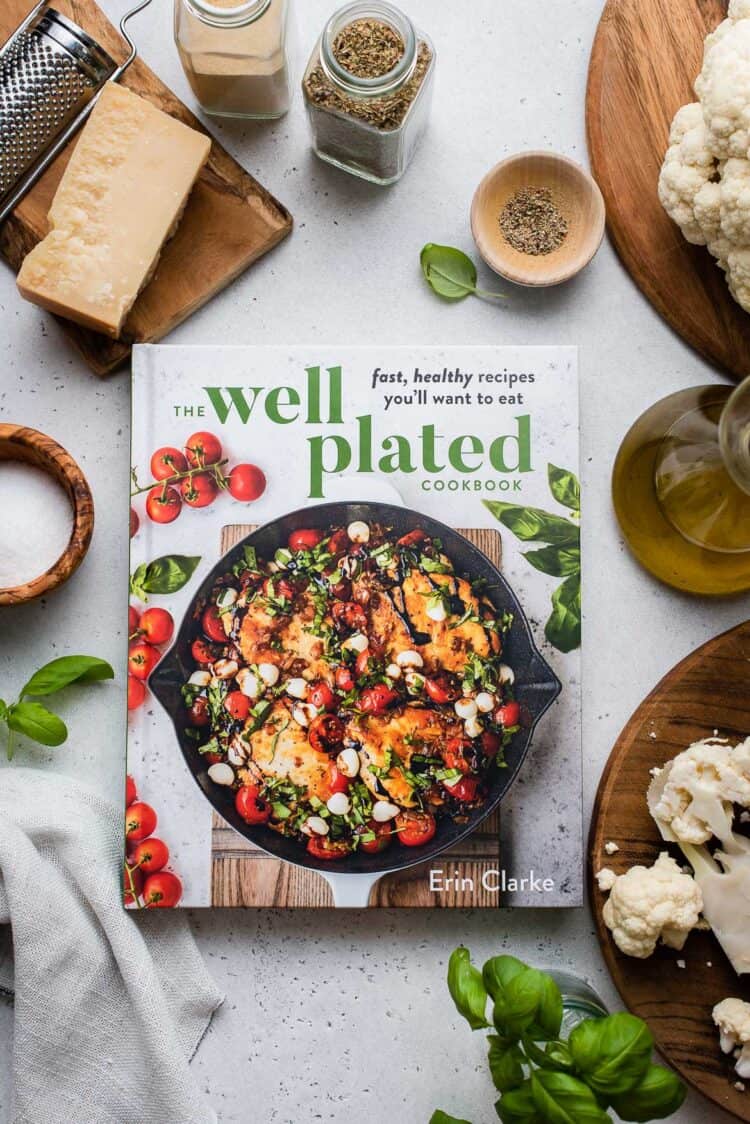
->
xmin=0 ymin=424 xmax=94 ymax=607
xmin=470 ymin=151 xmax=606 ymax=287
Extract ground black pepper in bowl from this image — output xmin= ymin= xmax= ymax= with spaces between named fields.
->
xmin=500 ymin=187 xmax=569 ymax=256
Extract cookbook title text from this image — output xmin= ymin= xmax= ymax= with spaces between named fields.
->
xmin=174 ymin=365 xmax=533 ymax=498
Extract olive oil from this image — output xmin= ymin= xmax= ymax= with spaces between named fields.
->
xmin=612 ymin=384 xmax=750 ymax=596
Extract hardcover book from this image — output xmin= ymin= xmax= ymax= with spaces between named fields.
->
xmin=125 ymin=345 xmax=582 ymax=909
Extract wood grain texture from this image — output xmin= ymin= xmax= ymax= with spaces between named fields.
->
xmin=589 ymin=621 xmax=750 ymax=1120
xmin=211 ymin=523 xmax=506 ymax=909
xmin=0 ymin=0 xmax=292 ymax=376
xmin=0 ymin=423 xmax=93 ymax=604
xmin=586 ymin=0 xmax=750 ymax=382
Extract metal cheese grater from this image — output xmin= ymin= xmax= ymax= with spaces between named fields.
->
xmin=0 ymin=0 xmax=153 ymax=224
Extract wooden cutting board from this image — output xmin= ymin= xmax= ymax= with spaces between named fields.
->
xmin=211 ymin=523 xmax=506 ymax=909
xmin=586 ymin=0 xmax=750 ymax=382
xmin=0 ymin=0 xmax=292 ymax=377
xmin=589 ymin=621 xmax=750 ymax=1120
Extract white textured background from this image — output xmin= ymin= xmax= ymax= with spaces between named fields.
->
xmin=0 ymin=0 xmax=745 ymax=1120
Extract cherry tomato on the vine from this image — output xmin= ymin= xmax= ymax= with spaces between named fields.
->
xmin=185 ymin=431 xmax=222 ymax=468
xmin=138 ymin=607 xmax=174 ymax=647
xmin=128 ymin=605 xmax=140 ymax=637
xmin=123 ymin=863 xmax=144 ymax=906
xmin=143 ymin=871 xmax=182 ymax=908
xmin=150 ymin=446 xmax=188 ymax=480
xmin=130 ymin=837 xmax=169 ymax=874
xmin=125 ymin=801 xmax=157 ymax=843
xmin=126 ymin=775 xmax=137 ymax=807
xmin=181 ymin=473 xmax=218 ymax=509
xmin=146 ymin=486 xmax=181 ymax=525
xmin=228 ymin=463 xmax=266 ymax=502
xmin=128 ymin=642 xmax=160 ymax=682
xmin=129 ymin=508 xmax=139 ymax=539
xmin=127 ymin=676 xmax=147 ymax=711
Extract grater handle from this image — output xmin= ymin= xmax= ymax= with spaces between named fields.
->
xmin=0 ymin=0 xmax=154 ymax=226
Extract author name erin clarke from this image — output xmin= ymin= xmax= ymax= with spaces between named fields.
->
xmin=429 ymin=868 xmax=555 ymax=895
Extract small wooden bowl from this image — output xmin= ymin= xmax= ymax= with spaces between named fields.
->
xmin=470 ymin=152 xmax=606 ymax=287
xmin=0 ymin=424 xmax=94 ymax=606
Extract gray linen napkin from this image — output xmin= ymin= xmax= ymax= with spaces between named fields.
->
xmin=0 ymin=768 xmax=223 ymax=1124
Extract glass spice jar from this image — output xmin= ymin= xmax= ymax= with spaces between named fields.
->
xmin=174 ymin=0 xmax=292 ymax=120
xmin=302 ymin=1 xmax=436 ymax=186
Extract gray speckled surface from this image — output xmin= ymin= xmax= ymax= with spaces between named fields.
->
xmin=0 ymin=0 xmax=743 ymax=1119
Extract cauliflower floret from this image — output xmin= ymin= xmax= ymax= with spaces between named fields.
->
xmin=658 ymin=103 xmax=720 ymax=244
xmin=731 ymin=0 xmax=750 ymax=19
xmin=713 ymin=998 xmax=750 ymax=1078
xmin=650 ymin=737 xmax=750 ymax=845
xmin=726 ymin=245 xmax=750 ymax=310
xmin=721 ymin=157 xmax=750 ymax=242
xmin=600 ymin=852 xmax=703 ymax=959
xmin=696 ymin=15 xmax=750 ymax=159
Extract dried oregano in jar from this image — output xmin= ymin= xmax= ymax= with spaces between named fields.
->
xmin=302 ymin=2 xmax=436 ymax=185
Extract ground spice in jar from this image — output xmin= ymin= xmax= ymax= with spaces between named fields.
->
xmin=499 ymin=187 xmax=569 ymax=256
xmin=332 ymin=17 xmax=405 ymax=78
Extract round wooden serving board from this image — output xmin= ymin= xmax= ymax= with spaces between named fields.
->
xmin=590 ymin=621 xmax=750 ymax=1120
xmin=587 ymin=0 xmax=750 ymax=382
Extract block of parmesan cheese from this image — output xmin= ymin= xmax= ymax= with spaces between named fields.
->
xmin=17 ymin=83 xmax=211 ymax=339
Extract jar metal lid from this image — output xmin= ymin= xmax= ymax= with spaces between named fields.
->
xmin=320 ymin=1 xmax=418 ymax=97
xmin=183 ymin=0 xmax=272 ymax=29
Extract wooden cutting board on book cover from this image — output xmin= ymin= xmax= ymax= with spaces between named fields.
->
xmin=589 ymin=621 xmax=750 ymax=1121
xmin=0 ymin=0 xmax=292 ymax=377
xmin=211 ymin=523 xmax=506 ymax=909
xmin=586 ymin=0 xmax=750 ymax=382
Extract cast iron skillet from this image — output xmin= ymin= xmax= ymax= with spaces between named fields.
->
xmin=150 ymin=502 xmax=562 ymax=906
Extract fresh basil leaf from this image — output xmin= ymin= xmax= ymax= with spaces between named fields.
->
xmin=495 ymin=1080 xmax=537 ymax=1123
xmin=523 ymin=546 xmax=580 ymax=578
xmin=608 ymin=1064 xmax=685 ymax=1121
xmin=6 ymin=702 xmax=67 ymax=746
xmin=21 ymin=655 xmax=114 ymax=698
xmin=545 ymin=574 xmax=581 ymax=654
xmin=483 ymin=502 xmax=580 ymax=548
xmin=0 ymin=700 xmax=6 ymax=720
xmin=488 ymin=1035 xmax=526 ymax=1092
xmin=421 ymin=244 xmax=478 ymax=301
xmin=130 ymin=555 xmax=201 ymax=600
xmin=521 ymin=1037 xmax=573 ymax=1073
xmin=530 ymin=1071 xmax=611 ymax=1123
xmin=448 ymin=947 xmax=489 ymax=1030
xmin=482 ymin=956 xmax=529 ymax=1003
xmin=548 ymin=465 xmax=580 ymax=513
xmin=430 ymin=1112 xmax=473 ymax=1124
xmin=494 ymin=968 xmax=562 ymax=1040
xmin=569 ymin=1013 xmax=653 ymax=1098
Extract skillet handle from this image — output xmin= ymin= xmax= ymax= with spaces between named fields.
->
xmin=319 ymin=872 xmax=382 ymax=908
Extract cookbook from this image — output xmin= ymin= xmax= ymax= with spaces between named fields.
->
xmin=125 ymin=345 xmax=582 ymax=909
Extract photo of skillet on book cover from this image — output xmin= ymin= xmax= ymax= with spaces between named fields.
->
xmin=125 ymin=345 xmax=582 ymax=909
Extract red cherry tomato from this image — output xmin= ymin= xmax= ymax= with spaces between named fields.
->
xmin=125 ymin=801 xmax=157 ymax=843
xmin=425 ymin=674 xmax=460 ymax=705
xmin=309 ymin=681 xmax=336 ymax=711
xmin=358 ymin=684 xmax=399 ymax=717
xmin=124 ymin=863 xmax=144 ymax=906
xmin=185 ymin=431 xmax=222 ymax=468
xmin=128 ymin=642 xmax=161 ymax=682
xmin=202 ymin=604 xmax=227 ymax=643
xmin=326 ymin=762 xmax=350 ymax=797
xmin=125 ymin=775 xmax=137 ymax=807
xmin=143 ymin=871 xmax=183 ymax=908
xmin=480 ymin=730 xmax=502 ymax=757
xmin=288 ymin=528 xmax=324 ymax=552
xmin=181 ymin=473 xmax=218 ymax=509
xmin=395 ymin=810 xmax=437 ymax=848
xmin=442 ymin=736 xmax=472 ymax=774
xmin=330 ymin=578 xmax=353 ymax=601
xmin=308 ymin=714 xmax=345 ymax=752
xmin=332 ymin=601 xmax=368 ymax=633
xmin=306 ymin=836 xmax=351 ymax=861
xmin=228 ymin=463 xmax=266 ymax=502
xmin=191 ymin=638 xmax=219 ymax=665
xmin=495 ymin=701 xmax=521 ymax=728
xmin=150 ymin=446 xmax=188 ymax=480
xmin=130 ymin=836 xmax=169 ymax=874
xmin=354 ymin=648 xmax=375 ymax=678
xmin=444 ymin=775 xmax=481 ymax=804
xmin=187 ymin=695 xmax=210 ymax=727
xmin=203 ymin=751 xmax=223 ymax=766
xmin=397 ymin=529 xmax=428 ymax=548
xmin=138 ymin=607 xmax=174 ymax=647
xmin=129 ymin=507 xmax=139 ymax=539
xmin=224 ymin=691 xmax=251 ymax=721
xmin=262 ymin=576 xmax=297 ymax=603
xmin=358 ymin=820 xmax=392 ymax=855
xmin=235 ymin=784 xmax=272 ymax=825
xmin=127 ymin=675 xmax=147 ymax=711
xmin=128 ymin=605 xmax=140 ymax=637
xmin=327 ymin=528 xmax=350 ymax=556
xmin=335 ymin=666 xmax=355 ymax=693
xmin=146 ymin=485 xmax=182 ymax=524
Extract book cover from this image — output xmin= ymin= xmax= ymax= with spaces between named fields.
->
xmin=125 ymin=345 xmax=581 ymax=909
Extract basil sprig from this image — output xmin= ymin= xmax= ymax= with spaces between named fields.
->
xmin=434 ymin=948 xmax=685 ymax=1124
xmin=0 ymin=655 xmax=114 ymax=759
xmin=130 ymin=554 xmax=201 ymax=602
xmin=420 ymin=244 xmax=506 ymax=303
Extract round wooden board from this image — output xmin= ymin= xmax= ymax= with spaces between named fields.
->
xmin=586 ymin=0 xmax=750 ymax=382
xmin=590 ymin=622 xmax=750 ymax=1119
